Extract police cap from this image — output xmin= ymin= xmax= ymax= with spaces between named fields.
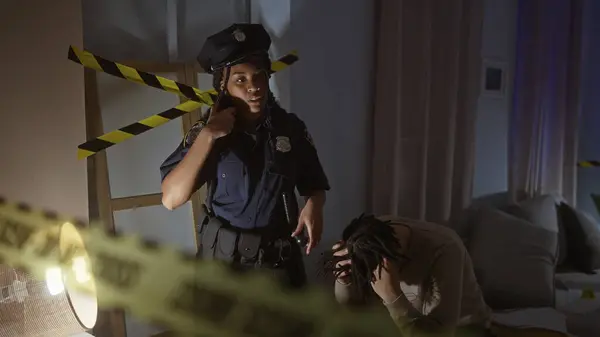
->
xmin=197 ymin=23 xmax=271 ymax=74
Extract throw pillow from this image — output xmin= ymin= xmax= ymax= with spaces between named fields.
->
xmin=554 ymin=204 xmax=569 ymax=267
xmin=469 ymin=207 xmax=558 ymax=309
xmin=572 ymin=209 xmax=600 ymax=270
xmin=502 ymin=194 xmax=560 ymax=234
xmin=557 ymin=202 xmax=596 ymax=274
xmin=502 ymin=194 xmax=562 ymax=265
xmin=447 ymin=191 xmax=523 ymax=246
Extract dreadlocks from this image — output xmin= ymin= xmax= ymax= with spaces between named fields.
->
xmin=323 ymin=214 xmax=409 ymax=301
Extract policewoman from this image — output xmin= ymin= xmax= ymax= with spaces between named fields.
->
xmin=159 ymin=24 xmax=329 ymax=288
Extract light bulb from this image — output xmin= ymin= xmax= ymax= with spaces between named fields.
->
xmin=45 ymin=267 xmax=65 ymax=296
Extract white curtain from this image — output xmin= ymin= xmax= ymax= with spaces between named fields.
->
xmin=508 ymin=0 xmax=583 ymax=204
xmin=369 ymin=0 xmax=484 ymax=223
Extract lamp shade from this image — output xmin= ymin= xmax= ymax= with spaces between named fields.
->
xmin=0 ymin=222 xmax=98 ymax=337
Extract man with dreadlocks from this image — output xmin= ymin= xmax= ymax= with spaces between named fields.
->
xmin=327 ymin=215 xmax=493 ymax=336
xmin=159 ymin=23 xmax=329 ymax=289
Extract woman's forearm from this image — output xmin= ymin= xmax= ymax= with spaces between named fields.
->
xmin=385 ymin=296 xmax=448 ymax=335
xmin=305 ymin=190 xmax=326 ymax=207
xmin=161 ymin=129 xmax=216 ymax=210
xmin=334 ymin=281 xmax=355 ymax=304
xmin=384 ymin=295 xmax=422 ymax=325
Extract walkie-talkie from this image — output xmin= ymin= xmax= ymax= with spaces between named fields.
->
xmin=210 ymin=91 xmax=242 ymax=136
xmin=294 ymin=230 xmax=309 ymax=247
xmin=216 ymin=93 xmax=234 ymax=110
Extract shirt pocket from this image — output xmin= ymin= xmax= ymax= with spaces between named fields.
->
xmin=214 ymin=160 xmax=245 ymax=202
xmin=267 ymin=150 xmax=297 ymax=182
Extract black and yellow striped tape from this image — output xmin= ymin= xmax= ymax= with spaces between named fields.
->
xmin=68 ymin=46 xmax=298 ymax=102
xmin=68 ymin=46 xmax=213 ymax=104
xmin=76 ymin=100 xmax=206 ymax=159
xmin=270 ymin=51 xmax=299 ymax=73
xmin=71 ymin=46 xmax=299 ymax=160
xmin=0 ymin=197 xmax=398 ymax=337
xmin=578 ymin=160 xmax=600 ymax=168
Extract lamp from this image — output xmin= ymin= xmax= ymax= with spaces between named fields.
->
xmin=0 ymin=222 xmax=98 ymax=336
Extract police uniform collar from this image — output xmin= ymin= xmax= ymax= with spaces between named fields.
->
xmin=258 ymin=109 xmax=271 ymax=130
xmin=250 ymin=104 xmax=277 ymax=131
xmin=235 ymin=110 xmax=270 ymax=136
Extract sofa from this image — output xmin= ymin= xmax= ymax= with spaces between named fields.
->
xmin=448 ymin=193 xmax=600 ymax=336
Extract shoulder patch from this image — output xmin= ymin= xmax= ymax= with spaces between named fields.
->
xmin=184 ymin=121 xmax=205 ymax=147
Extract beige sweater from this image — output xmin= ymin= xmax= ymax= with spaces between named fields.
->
xmin=334 ymin=216 xmax=491 ymax=334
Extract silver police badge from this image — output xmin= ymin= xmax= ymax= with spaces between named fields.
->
xmin=275 ymin=136 xmax=291 ymax=153
xmin=233 ymin=29 xmax=246 ymax=42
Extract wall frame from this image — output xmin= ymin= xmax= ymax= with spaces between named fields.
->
xmin=481 ymin=58 xmax=509 ymax=99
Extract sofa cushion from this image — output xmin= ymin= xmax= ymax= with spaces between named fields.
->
xmin=502 ymin=194 xmax=560 ymax=235
xmin=570 ymin=207 xmax=600 ymax=270
xmin=446 ymin=192 xmax=520 ymax=245
xmin=503 ymin=194 xmax=562 ymax=265
xmin=555 ymin=207 xmax=570 ymax=267
xmin=557 ymin=203 xmax=599 ymax=273
xmin=469 ymin=207 xmax=558 ymax=309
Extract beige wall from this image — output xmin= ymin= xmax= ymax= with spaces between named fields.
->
xmin=0 ymin=0 xmax=87 ymax=219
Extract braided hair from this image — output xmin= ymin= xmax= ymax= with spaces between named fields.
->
xmin=210 ymin=52 xmax=281 ymax=110
xmin=323 ymin=214 xmax=410 ymax=301
xmin=212 ymin=69 xmax=279 ymax=109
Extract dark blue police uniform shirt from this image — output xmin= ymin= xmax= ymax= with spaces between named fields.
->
xmin=159 ymin=107 xmax=330 ymax=229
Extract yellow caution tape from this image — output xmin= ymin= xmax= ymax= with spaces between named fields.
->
xmin=578 ymin=160 xmax=600 ymax=168
xmin=76 ymin=100 xmax=204 ymax=160
xmin=270 ymin=51 xmax=299 ymax=73
xmin=0 ymin=197 xmax=398 ymax=337
xmin=68 ymin=46 xmax=298 ymax=98
xmin=68 ymin=45 xmax=213 ymax=104
xmin=69 ymin=46 xmax=299 ymax=160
